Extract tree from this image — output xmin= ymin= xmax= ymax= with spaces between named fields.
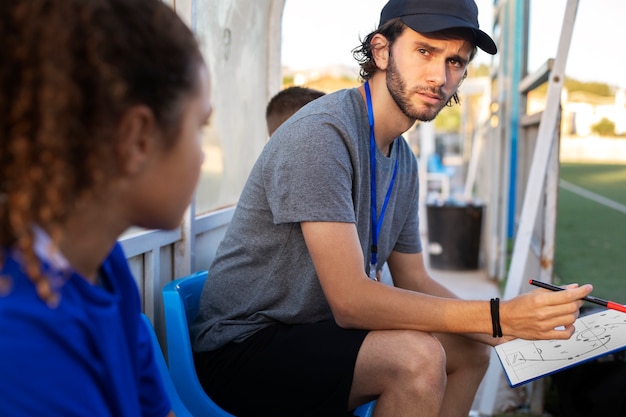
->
xmin=590 ymin=117 xmax=616 ymax=136
xmin=534 ymin=78 xmax=615 ymax=97
xmin=434 ymin=104 xmax=461 ymax=132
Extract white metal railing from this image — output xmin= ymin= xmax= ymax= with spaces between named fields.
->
xmin=120 ymin=205 xmax=235 ymax=343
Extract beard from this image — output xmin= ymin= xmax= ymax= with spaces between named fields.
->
xmin=386 ymin=53 xmax=453 ymax=122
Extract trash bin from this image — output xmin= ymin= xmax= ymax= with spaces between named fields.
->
xmin=426 ymin=202 xmax=483 ymax=270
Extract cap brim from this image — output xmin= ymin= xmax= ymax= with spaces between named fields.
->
xmin=474 ymin=30 xmax=497 ymax=55
xmin=400 ymin=14 xmax=498 ymax=55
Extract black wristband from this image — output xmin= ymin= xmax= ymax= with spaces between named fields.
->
xmin=490 ymin=298 xmax=503 ymax=338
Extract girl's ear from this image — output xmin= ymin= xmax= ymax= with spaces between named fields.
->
xmin=115 ymin=105 xmax=158 ymax=176
xmin=371 ymin=33 xmax=390 ymax=71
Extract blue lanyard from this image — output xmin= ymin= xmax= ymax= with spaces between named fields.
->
xmin=365 ymin=81 xmax=398 ymax=280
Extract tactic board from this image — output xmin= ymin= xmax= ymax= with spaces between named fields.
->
xmin=495 ymin=309 xmax=626 ymax=387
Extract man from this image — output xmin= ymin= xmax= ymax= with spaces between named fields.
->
xmin=192 ymin=0 xmax=592 ymax=416
xmin=266 ymin=86 xmax=325 ymax=136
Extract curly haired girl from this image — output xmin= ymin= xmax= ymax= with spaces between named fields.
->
xmin=0 ymin=0 xmax=212 ymax=415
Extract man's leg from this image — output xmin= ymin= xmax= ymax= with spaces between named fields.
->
xmin=348 ymin=330 xmax=447 ymax=417
xmin=435 ymin=333 xmax=491 ymax=417
xmin=195 ymin=321 xmax=370 ymax=417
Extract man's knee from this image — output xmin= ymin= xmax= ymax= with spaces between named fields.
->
xmin=351 ymin=330 xmax=447 ymax=410
xmin=465 ymin=339 xmax=491 ymax=374
xmin=388 ymin=330 xmax=447 ymax=386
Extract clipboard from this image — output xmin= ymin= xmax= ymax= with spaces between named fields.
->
xmin=495 ymin=309 xmax=626 ymax=387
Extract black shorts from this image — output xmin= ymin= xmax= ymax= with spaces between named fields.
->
xmin=194 ymin=320 xmax=369 ymax=417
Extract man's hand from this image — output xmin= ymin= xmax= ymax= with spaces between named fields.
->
xmin=500 ymin=284 xmax=592 ymax=340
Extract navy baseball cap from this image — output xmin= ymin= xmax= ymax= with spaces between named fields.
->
xmin=379 ymin=0 xmax=497 ymax=55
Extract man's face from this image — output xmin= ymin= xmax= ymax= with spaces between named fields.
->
xmin=385 ymin=29 xmax=473 ymax=122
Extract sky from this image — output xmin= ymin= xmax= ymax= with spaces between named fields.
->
xmin=281 ymin=0 xmax=626 ymax=89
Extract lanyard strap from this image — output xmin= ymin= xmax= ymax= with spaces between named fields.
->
xmin=365 ymin=81 xmax=398 ymax=271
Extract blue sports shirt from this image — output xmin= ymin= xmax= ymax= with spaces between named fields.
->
xmin=0 ymin=242 xmax=171 ymax=417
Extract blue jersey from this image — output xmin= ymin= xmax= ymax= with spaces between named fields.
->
xmin=0 ymin=243 xmax=171 ymax=417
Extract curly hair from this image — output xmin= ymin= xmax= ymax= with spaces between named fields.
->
xmin=352 ymin=18 xmax=478 ymax=106
xmin=0 ymin=0 xmax=203 ymax=304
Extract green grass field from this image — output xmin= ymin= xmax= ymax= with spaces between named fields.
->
xmin=554 ymin=163 xmax=626 ymax=302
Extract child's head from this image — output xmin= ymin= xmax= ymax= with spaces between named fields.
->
xmin=266 ymin=86 xmax=325 ymax=136
xmin=0 ymin=0 xmax=211 ymax=301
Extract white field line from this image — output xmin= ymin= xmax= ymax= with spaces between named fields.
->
xmin=559 ymin=179 xmax=626 ymax=215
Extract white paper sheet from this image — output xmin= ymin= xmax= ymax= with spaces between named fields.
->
xmin=495 ymin=309 xmax=626 ymax=387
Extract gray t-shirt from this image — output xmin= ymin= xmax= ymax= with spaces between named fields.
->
xmin=192 ymin=88 xmax=422 ymax=351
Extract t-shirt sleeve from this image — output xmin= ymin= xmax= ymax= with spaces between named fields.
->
xmin=263 ymin=116 xmax=357 ymax=225
xmin=392 ymin=145 xmax=423 ymax=254
xmin=0 ymin=306 xmax=110 ymax=415
xmin=394 ymin=189 xmax=422 ymax=254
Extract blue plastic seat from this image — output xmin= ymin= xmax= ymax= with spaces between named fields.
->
xmin=163 ymin=270 xmax=375 ymax=417
xmin=162 ymin=271 xmax=235 ymax=417
xmin=140 ymin=314 xmax=193 ymax=417
xmin=427 ymin=153 xmax=449 ymax=175
xmin=354 ymin=399 xmax=376 ymax=417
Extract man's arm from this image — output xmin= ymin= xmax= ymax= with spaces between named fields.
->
xmin=387 ymin=250 xmax=459 ymax=298
xmin=387 ymin=249 xmax=505 ymax=346
xmin=301 ymin=221 xmax=592 ymax=341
